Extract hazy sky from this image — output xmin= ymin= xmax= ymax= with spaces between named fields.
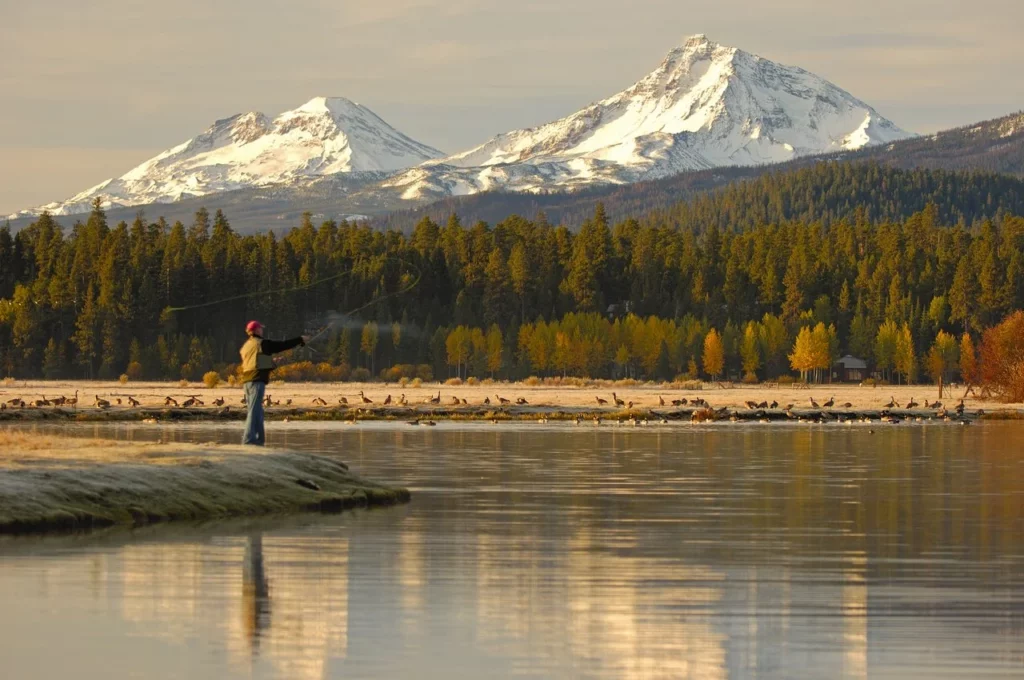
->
xmin=3 ymin=0 xmax=1022 ymax=215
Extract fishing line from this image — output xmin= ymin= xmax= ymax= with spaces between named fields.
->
xmin=304 ymin=259 xmax=423 ymax=348
xmin=161 ymin=256 xmax=423 ymax=352
xmin=162 ymin=268 xmax=356 ymax=314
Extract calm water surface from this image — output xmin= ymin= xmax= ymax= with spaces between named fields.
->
xmin=1 ymin=421 xmax=1022 ymax=679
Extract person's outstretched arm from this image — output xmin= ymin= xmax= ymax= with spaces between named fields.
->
xmin=261 ymin=336 xmax=307 ymax=354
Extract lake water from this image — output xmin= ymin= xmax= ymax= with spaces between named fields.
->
xmin=1 ymin=421 xmax=1022 ymax=679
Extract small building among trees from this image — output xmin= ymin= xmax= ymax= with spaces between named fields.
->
xmin=833 ymin=355 xmax=868 ymax=382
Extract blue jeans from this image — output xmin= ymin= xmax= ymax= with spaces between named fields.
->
xmin=243 ymin=381 xmax=266 ymax=445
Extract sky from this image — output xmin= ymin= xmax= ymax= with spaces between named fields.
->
xmin=2 ymin=0 xmax=1023 ymax=215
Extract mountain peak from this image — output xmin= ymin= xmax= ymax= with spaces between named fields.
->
xmin=293 ymin=96 xmax=363 ymax=116
xmin=15 ymin=96 xmax=444 ymax=216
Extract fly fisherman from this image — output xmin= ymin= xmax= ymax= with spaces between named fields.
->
xmin=240 ymin=320 xmax=308 ymax=445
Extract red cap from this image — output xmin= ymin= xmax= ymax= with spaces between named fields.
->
xmin=245 ymin=320 xmax=264 ymax=334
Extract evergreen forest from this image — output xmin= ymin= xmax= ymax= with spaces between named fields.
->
xmin=2 ymin=166 xmax=1023 ymax=384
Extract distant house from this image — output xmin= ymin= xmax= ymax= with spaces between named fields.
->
xmin=833 ymin=355 xmax=868 ymax=382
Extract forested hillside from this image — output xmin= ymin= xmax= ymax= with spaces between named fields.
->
xmin=381 ymin=162 xmax=1024 ymax=234
xmin=1 ymin=194 xmax=1021 ymax=383
xmin=381 ymin=110 xmax=1024 ymax=231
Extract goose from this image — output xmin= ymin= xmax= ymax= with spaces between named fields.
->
xmin=383 ymin=394 xmax=392 ymax=405
xmin=461 ymin=398 xmax=468 ymax=405
xmin=672 ymin=398 xmax=687 ymax=406
xmin=128 ymin=396 xmax=141 ymax=407
xmin=240 ymin=395 xmax=247 ymax=405
xmin=339 ymin=396 xmax=349 ymax=405
xmin=142 ymin=417 xmax=157 ymax=424
xmin=51 ymin=395 xmax=67 ymax=406
xmin=359 ymin=390 xmax=373 ymax=404
xmin=955 ymin=399 xmax=965 ymax=415
xmin=450 ymin=396 xmax=461 ymax=405
xmin=906 ymin=397 xmax=919 ymax=409
xmin=769 ymin=400 xmax=778 ymax=409
xmin=573 ymin=417 xmax=581 ymax=425
xmin=263 ymin=395 xmax=273 ymax=407
xmin=823 ymin=396 xmax=835 ymax=408
xmin=182 ymin=396 xmax=198 ymax=408
xmin=612 ymin=392 xmax=625 ymax=407
xmin=841 ymin=402 xmax=852 ymax=408
xmin=884 ymin=396 xmax=896 ymax=408
xmin=744 ymin=400 xmax=759 ymax=409
xmin=65 ymin=391 xmax=78 ymax=409
xmin=33 ymin=397 xmax=50 ymax=407
xmin=312 ymin=397 xmax=327 ymax=406
xmin=809 ymin=397 xmax=820 ymax=409
xmin=595 ymin=396 xmax=608 ymax=405
xmin=658 ymin=395 xmax=665 ymax=406
xmin=399 ymin=394 xmax=407 ymax=405
xmin=756 ymin=401 xmax=768 ymax=409
xmin=496 ymin=395 xmax=511 ymax=405
xmin=283 ymin=398 xmax=292 ymax=406
xmin=516 ymin=397 xmax=528 ymax=405
xmin=115 ymin=398 xmax=122 ymax=406
xmin=627 ymin=401 xmax=634 ymax=409
xmin=429 ymin=391 xmax=441 ymax=405
xmin=784 ymin=403 xmax=794 ymax=410
xmin=94 ymin=395 xmax=111 ymax=409
xmin=483 ymin=396 xmax=491 ymax=405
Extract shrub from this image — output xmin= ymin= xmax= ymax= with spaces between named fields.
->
xmin=416 ymin=364 xmax=433 ymax=381
xmin=118 ymin=373 xmax=129 ymax=385
xmin=227 ymin=375 xmax=237 ymax=386
xmin=125 ymin=362 xmax=143 ymax=381
xmin=410 ymin=377 xmax=423 ymax=388
xmin=445 ymin=377 xmax=463 ymax=386
xmin=742 ymin=371 xmax=759 ymax=384
xmin=399 ymin=376 xmax=409 ymax=387
xmin=178 ymin=379 xmax=190 ymax=388
xmin=350 ymin=367 xmax=371 ymax=382
xmin=776 ymin=375 xmax=797 ymax=385
xmin=2 ymin=376 xmax=15 ymax=386
xmin=466 ymin=376 xmax=480 ymax=385
xmin=203 ymin=371 xmax=221 ymax=389
xmin=524 ymin=376 xmax=541 ymax=386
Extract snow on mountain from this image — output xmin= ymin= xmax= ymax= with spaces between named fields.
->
xmin=14 ymin=35 xmax=915 ymax=219
xmin=16 ymin=97 xmax=443 ymax=217
xmin=384 ymin=34 xmax=913 ymax=198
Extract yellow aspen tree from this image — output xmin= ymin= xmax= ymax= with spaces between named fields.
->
xmin=702 ymin=328 xmax=725 ymax=381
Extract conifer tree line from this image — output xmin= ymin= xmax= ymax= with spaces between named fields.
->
xmin=0 ymin=197 xmax=1021 ymax=384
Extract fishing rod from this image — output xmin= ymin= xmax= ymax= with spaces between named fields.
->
xmin=301 ymin=259 xmax=423 ymax=354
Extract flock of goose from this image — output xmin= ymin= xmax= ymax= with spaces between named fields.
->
xmin=0 ymin=388 xmax=976 ymax=425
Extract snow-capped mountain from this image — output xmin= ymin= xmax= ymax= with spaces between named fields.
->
xmin=384 ymin=34 xmax=913 ymax=198
xmin=18 ymin=97 xmax=443 ymax=216
xmin=14 ymin=35 xmax=915 ymax=220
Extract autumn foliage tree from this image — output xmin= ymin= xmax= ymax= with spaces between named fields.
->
xmin=702 ymin=329 xmax=724 ymax=381
xmin=978 ymin=311 xmax=1024 ymax=402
